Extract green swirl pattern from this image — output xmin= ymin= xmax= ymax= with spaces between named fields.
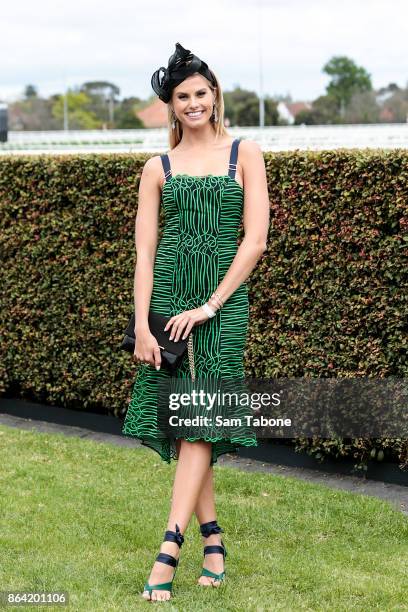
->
xmin=122 ymin=144 xmax=258 ymax=465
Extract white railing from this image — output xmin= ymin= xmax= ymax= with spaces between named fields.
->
xmin=1 ymin=124 xmax=407 ymax=154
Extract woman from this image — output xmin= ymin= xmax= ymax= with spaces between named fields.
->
xmin=122 ymin=42 xmax=270 ymax=602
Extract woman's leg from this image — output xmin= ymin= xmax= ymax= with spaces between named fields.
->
xmin=193 ymin=466 xmax=226 ymax=586
xmin=176 ymin=441 xmax=225 ymax=586
xmin=143 ymin=439 xmax=212 ymax=601
xmin=176 ymin=439 xmax=218 ymax=527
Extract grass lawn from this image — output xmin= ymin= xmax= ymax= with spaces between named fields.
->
xmin=0 ymin=424 xmax=407 ymax=611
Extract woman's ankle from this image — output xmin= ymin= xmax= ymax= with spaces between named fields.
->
xmin=202 ymin=533 xmax=221 ymax=545
xmin=160 ymin=540 xmax=181 ymax=557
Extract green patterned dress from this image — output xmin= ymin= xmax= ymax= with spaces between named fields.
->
xmin=122 ymin=138 xmax=258 ymax=465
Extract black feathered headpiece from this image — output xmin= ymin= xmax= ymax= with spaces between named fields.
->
xmin=151 ymin=42 xmax=216 ymax=103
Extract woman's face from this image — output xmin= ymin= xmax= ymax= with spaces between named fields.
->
xmin=171 ymin=74 xmax=216 ymax=127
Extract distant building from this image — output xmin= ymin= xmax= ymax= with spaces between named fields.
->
xmin=136 ymin=98 xmax=168 ymax=128
xmin=277 ymin=101 xmax=313 ymax=125
xmin=379 ymin=106 xmax=396 ymax=122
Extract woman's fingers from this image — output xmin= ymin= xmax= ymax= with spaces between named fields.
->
xmin=163 ymin=309 xmax=205 ymax=341
xmin=163 ymin=316 xmax=177 ymax=332
xmin=181 ymin=322 xmax=193 ymax=340
xmin=133 ymin=346 xmax=161 ymax=369
xmin=153 ymin=345 xmax=161 ymax=370
xmin=170 ymin=316 xmax=193 ymax=342
xmin=166 ymin=317 xmax=181 ymax=338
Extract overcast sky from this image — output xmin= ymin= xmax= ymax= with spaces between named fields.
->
xmin=1 ymin=0 xmax=406 ymax=103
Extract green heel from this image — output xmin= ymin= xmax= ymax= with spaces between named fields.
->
xmin=143 ymin=523 xmax=184 ymax=599
xmin=199 ymin=520 xmax=227 ymax=585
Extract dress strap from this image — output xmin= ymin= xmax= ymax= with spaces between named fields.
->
xmin=160 ymin=153 xmax=172 ymax=181
xmin=228 ymin=138 xmax=240 ymax=179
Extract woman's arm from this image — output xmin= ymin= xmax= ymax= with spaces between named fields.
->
xmin=206 ymin=139 xmax=270 ymax=312
xmin=133 ymin=156 xmax=162 ymax=332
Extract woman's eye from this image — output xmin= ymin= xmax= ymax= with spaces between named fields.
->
xmin=179 ymin=93 xmax=205 ymax=98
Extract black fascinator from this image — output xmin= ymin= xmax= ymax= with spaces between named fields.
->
xmin=151 ymin=42 xmax=216 ymax=103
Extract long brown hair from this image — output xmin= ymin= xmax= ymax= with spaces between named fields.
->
xmin=167 ymin=69 xmax=229 ymax=150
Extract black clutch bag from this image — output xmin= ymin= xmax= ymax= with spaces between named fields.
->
xmin=120 ymin=310 xmax=193 ymax=375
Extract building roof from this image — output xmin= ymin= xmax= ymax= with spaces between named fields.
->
xmin=136 ymin=97 xmax=168 ymax=128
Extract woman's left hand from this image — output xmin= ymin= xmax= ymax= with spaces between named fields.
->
xmin=164 ymin=307 xmax=213 ymax=342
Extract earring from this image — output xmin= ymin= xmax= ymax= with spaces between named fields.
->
xmin=212 ymin=105 xmax=218 ymax=123
xmin=171 ymin=113 xmax=177 ymax=129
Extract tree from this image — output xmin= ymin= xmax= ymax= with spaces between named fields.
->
xmin=24 ymin=85 xmax=38 ymax=99
xmin=80 ymin=81 xmax=121 ymax=126
xmin=344 ymin=90 xmax=380 ymax=123
xmin=295 ymin=95 xmax=341 ymax=125
xmin=224 ymin=86 xmax=278 ymax=126
xmin=114 ymin=97 xmax=144 ymax=129
xmin=323 ymin=56 xmax=372 ymax=118
xmin=52 ymin=89 xmax=100 ymax=129
xmin=385 ymin=88 xmax=408 ymax=123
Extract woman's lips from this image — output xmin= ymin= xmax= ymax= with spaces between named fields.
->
xmin=186 ymin=110 xmax=204 ymax=119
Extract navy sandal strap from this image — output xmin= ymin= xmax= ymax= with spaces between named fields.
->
xmin=143 ymin=523 xmax=184 ymax=598
xmin=164 ymin=523 xmax=184 ymax=547
xmin=199 ymin=524 xmax=227 ymax=586
xmin=199 ymin=520 xmax=224 ymax=538
xmin=227 ymin=138 xmax=240 ymax=179
xmin=204 ymin=544 xmax=226 ymax=557
xmin=156 ymin=552 xmax=178 ymax=568
xmin=160 ymin=153 xmax=172 ymax=181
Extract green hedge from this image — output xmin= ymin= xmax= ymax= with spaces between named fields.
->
xmin=0 ymin=149 xmax=407 ymax=471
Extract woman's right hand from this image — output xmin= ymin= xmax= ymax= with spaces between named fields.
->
xmin=133 ymin=328 xmax=162 ymax=370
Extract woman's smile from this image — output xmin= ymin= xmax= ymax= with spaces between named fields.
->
xmin=185 ymin=110 xmax=205 ymax=119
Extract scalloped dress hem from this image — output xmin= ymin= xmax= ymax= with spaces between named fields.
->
xmin=121 ymin=430 xmax=258 ymax=466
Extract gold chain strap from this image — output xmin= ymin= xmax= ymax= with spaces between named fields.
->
xmin=187 ymin=330 xmax=195 ymax=381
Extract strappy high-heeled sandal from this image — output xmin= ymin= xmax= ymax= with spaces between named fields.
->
xmin=198 ymin=520 xmax=227 ymax=586
xmin=143 ymin=523 xmax=184 ymax=600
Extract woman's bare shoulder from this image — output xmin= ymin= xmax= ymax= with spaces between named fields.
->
xmin=141 ymin=155 xmax=165 ymax=190
xmin=239 ymin=139 xmax=262 ymax=155
xmin=143 ymin=155 xmax=164 ymax=173
xmin=239 ymin=140 xmax=264 ymax=170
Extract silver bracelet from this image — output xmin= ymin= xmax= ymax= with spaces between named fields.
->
xmin=209 ymin=295 xmax=223 ymax=309
xmin=201 ymin=303 xmax=216 ymax=318
xmin=211 ymin=290 xmax=224 ymax=307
